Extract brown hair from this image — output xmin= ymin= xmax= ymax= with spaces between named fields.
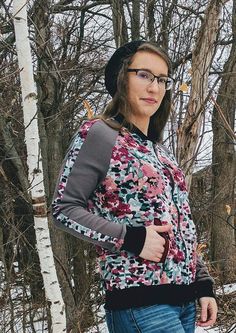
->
xmin=102 ymin=42 xmax=172 ymax=143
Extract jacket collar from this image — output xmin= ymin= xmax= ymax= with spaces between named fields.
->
xmin=114 ymin=114 xmax=154 ymax=143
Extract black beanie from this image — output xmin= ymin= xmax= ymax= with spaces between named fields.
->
xmin=105 ymin=40 xmax=146 ymax=97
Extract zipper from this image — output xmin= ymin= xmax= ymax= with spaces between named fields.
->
xmin=166 ymin=169 xmax=181 ymax=233
xmin=153 ymin=144 xmax=188 ymax=258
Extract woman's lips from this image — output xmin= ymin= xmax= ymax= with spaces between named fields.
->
xmin=141 ymin=98 xmax=158 ymax=104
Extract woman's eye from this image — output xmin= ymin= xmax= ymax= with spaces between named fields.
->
xmin=137 ymin=71 xmax=150 ymax=79
xmin=158 ymin=77 xmax=167 ymax=84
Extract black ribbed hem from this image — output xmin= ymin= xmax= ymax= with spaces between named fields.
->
xmin=196 ymin=280 xmax=215 ymax=299
xmin=104 ymin=281 xmax=215 ymax=310
xmin=121 ymin=226 xmax=146 ymax=255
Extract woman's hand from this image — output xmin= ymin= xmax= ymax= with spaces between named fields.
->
xmin=197 ymin=297 xmax=218 ymax=327
xmin=139 ymin=224 xmax=171 ymax=262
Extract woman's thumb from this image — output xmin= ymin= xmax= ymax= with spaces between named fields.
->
xmin=151 ymin=224 xmax=172 ymax=233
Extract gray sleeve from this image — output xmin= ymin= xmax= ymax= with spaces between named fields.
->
xmin=196 ymin=256 xmax=214 ymax=283
xmin=51 ymin=120 xmax=127 ymax=252
xmin=195 ymin=256 xmax=215 ymax=298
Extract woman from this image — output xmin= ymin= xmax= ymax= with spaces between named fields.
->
xmin=52 ymin=40 xmax=217 ymax=332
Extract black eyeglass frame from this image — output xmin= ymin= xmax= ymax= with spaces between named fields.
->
xmin=127 ymin=68 xmax=174 ymax=90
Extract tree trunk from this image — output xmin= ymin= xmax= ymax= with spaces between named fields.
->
xmin=111 ymin=0 xmax=128 ymax=47
xmin=176 ymin=0 xmax=224 ymax=189
xmin=211 ymin=0 xmax=236 ymax=281
xmin=146 ymin=0 xmax=155 ymax=41
xmin=158 ymin=0 xmax=177 ymax=49
xmin=13 ymin=1 xmax=66 ymax=331
xmin=33 ymin=1 xmax=79 ymax=330
xmin=131 ymin=0 xmax=140 ymax=40
xmin=72 ymin=240 xmax=97 ymax=332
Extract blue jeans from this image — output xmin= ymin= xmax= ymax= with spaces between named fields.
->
xmin=105 ymin=302 xmax=196 ymax=333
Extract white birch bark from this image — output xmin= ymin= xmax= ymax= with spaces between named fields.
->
xmin=12 ymin=1 xmax=66 ymax=331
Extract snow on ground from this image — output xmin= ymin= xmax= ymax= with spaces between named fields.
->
xmin=86 ymin=282 xmax=236 ymax=333
xmin=0 ymin=264 xmax=48 ymax=333
xmin=196 ymin=327 xmax=224 ymax=333
xmin=0 ymin=284 xmax=48 ymax=332
xmin=1 ymin=258 xmax=235 ymax=333
xmin=86 ymin=321 xmax=236 ymax=333
xmin=87 ymin=324 xmax=236 ymax=333
xmin=216 ymin=283 xmax=236 ymax=296
xmin=196 ymin=325 xmax=236 ymax=333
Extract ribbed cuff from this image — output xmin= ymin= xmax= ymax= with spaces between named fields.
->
xmin=121 ymin=226 xmax=146 ymax=255
xmin=196 ymin=280 xmax=215 ymax=299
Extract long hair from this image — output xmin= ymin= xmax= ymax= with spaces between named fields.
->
xmin=102 ymin=42 xmax=172 ymax=143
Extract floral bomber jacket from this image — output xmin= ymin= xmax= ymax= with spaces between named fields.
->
xmin=52 ymin=118 xmax=214 ymax=310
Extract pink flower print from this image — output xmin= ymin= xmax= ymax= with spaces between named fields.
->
xmin=129 ymin=266 xmax=136 ymax=274
xmin=137 ymin=178 xmax=146 ymax=190
xmin=176 ymin=275 xmax=183 ymax=284
xmin=160 ymin=272 xmax=169 ymax=284
xmin=179 ymin=180 xmax=187 ymax=191
xmin=183 ymin=203 xmax=191 ymax=214
xmin=114 ymin=277 xmax=121 ymax=284
xmin=80 ymin=120 xmax=97 ymax=138
xmin=122 ymin=133 xmax=139 ymax=149
xmin=142 ymin=279 xmax=152 ymax=286
xmin=175 ymin=250 xmax=185 ymax=263
xmin=97 ymin=246 xmax=106 ymax=257
xmin=95 ymin=192 xmax=105 ymax=203
xmin=106 ymin=284 xmax=113 ymax=291
xmin=116 ymin=202 xmax=132 ymax=217
xmin=173 ymin=168 xmax=182 ymax=181
xmin=58 ymin=183 xmax=65 ymax=194
xmin=111 ymin=148 xmax=123 ymax=161
xmin=124 ymin=173 xmax=137 ymax=182
xmin=169 ymin=204 xmax=178 ymax=215
xmin=119 ymin=147 xmax=131 ymax=157
xmin=137 ymin=145 xmax=149 ymax=153
xmin=106 ymin=193 xmax=120 ymax=208
xmin=173 ymin=168 xmax=187 ymax=191
xmin=127 ymin=135 xmax=138 ymax=146
xmin=112 ymin=146 xmax=133 ymax=162
xmin=104 ymin=177 xmax=118 ymax=192
xmin=189 ymin=261 xmax=197 ymax=279
xmin=115 ymin=239 xmax=124 ymax=250
xmin=141 ymin=164 xmax=157 ymax=178
xmin=147 ymin=185 xmax=164 ymax=197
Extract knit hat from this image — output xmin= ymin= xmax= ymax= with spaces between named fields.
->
xmin=105 ymin=40 xmax=146 ymax=97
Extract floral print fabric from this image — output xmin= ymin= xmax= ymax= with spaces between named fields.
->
xmin=54 ymin=119 xmax=197 ymax=292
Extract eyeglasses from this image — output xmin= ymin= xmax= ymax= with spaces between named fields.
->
xmin=127 ymin=69 xmax=174 ymax=90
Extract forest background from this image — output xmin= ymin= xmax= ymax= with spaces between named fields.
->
xmin=0 ymin=0 xmax=235 ymax=332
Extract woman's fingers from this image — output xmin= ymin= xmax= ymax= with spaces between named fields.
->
xmin=139 ymin=224 xmax=171 ymax=262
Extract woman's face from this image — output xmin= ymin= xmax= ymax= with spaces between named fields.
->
xmin=127 ymin=51 xmax=168 ymax=127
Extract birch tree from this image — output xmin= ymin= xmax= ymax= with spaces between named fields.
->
xmin=12 ymin=1 xmax=66 ymax=331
